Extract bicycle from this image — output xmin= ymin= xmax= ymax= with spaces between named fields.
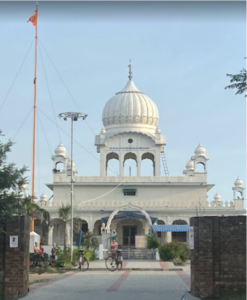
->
xmin=29 ymin=253 xmax=48 ymax=275
xmin=78 ymin=249 xmax=89 ymax=272
xmin=105 ymin=249 xmax=123 ymax=272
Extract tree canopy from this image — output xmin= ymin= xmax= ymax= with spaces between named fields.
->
xmin=225 ymin=60 xmax=247 ymax=97
xmin=0 ymin=131 xmax=49 ymax=232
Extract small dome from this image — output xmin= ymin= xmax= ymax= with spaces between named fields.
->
xmin=101 ymin=128 xmax=106 ymax=134
xmin=40 ymin=192 xmax=48 ymax=202
xmin=214 ymin=193 xmax=222 ymax=201
xmin=194 ymin=143 xmax=206 ymax=156
xmin=186 ymin=160 xmax=194 ymax=170
xmin=234 ymin=177 xmax=243 ymax=187
xmin=67 ymin=160 xmax=76 ymax=169
xmin=55 ymin=143 xmax=67 ymax=156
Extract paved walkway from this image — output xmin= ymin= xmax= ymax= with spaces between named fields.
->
xmin=27 ymin=260 xmax=200 ymax=300
xmin=88 ymin=259 xmax=183 ymax=270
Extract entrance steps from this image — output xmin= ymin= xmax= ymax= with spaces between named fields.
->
xmin=120 ymin=248 xmax=153 ymax=260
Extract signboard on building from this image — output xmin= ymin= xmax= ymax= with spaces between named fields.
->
xmin=10 ymin=235 xmax=18 ymax=248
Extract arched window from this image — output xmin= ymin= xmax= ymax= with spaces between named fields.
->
xmin=236 ymin=191 xmax=242 ymax=199
xmin=141 ymin=153 xmax=155 ymax=176
xmin=124 ymin=153 xmax=137 ymax=176
xmin=172 ymin=219 xmax=187 ymax=243
xmin=106 ymin=152 xmax=119 ymax=176
xmin=93 ymin=220 xmax=102 ymax=235
xmin=195 ymin=162 xmax=205 ymax=173
xmin=157 ymin=219 xmax=165 ymax=239
xmin=55 ymin=161 xmax=64 ymax=172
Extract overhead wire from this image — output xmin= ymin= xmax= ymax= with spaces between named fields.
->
xmin=38 ymin=43 xmax=61 ymax=142
xmin=75 ymin=176 xmax=129 ymax=205
xmin=38 ymin=39 xmax=119 ymax=176
xmin=12 ymin=107 xmax=33 ymax=142
xmin=37 ymin=111 xmax=53 ymax=155
xmin=37 ymin=107 xmax=119 ymax=175
xmin=0 ymin=38 xmax=35 ymax=114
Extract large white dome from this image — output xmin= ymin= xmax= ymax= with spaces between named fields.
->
xmin=102 ymin=79 xmax=159 ymax=135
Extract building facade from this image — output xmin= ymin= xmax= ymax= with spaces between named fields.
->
xmin=37 ymin=66 xmax=246 ymax=248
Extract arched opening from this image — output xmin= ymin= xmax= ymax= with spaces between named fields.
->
xmin=52 ymin=218 xmax=65 ymax=246
xmin=116 ymin=218 xmax=144 ymax=247
xmin=55 ymin=161 xmax=64 ymax=173
xmin=34 ymin=220 xmax=49 ymax=245
xmin=93 ymin=220 xmax=102 ymax=236
xmin=124 ymin=152 xmax=137 ymax=176
xmin=236 ymin=191 xmax=242 ymax=199
xmin=106 ymin=152 xmax=119 ymax=176
xmin=73 ymin=218 xmax=88 ymax=245
xmin=172 ymin=219 xmax=187 ymax=243
xmin=157 ymin=219 xmax=165 ymax=240
xmin=195 ymin=162 xmax=205 ymax=173
xmin=141 ymin=153 xmax=155 ymax=176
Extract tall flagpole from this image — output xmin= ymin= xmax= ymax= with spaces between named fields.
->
xmin=31 ymin=1 xmax=38 ymax=232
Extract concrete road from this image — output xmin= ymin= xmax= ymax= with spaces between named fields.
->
xmin=26 ymin=269 xmax=200 ymax=300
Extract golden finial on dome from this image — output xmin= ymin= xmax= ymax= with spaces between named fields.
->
xmin=128 ymin=59 xmax=133 ymax=81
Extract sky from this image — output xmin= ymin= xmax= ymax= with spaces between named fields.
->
xmin=0 ymin=1 xmax=246 ymax=208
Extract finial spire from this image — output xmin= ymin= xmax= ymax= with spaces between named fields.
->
xmin=128 ymin=59 xmax=133 ymax=81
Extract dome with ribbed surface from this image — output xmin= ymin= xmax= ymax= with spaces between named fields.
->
xmin=234 ymin=177 xmax=243 ymax=187
xmin=102 ymin=80 xmax=159 ymax=135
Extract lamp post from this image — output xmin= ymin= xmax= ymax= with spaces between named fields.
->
xmin=58 ymin=112 xmax=87 ymax=260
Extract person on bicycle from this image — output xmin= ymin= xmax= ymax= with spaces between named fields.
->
xmin=110 ymin=239 xmax=118 ymax=259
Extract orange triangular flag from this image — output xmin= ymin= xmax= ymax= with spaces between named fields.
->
xmin=28 ymin=11 xmax=38 ymax=27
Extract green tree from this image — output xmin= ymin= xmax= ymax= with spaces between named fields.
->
xmin=225 ymin=60 xmax=246 ymax=97
xmin=82 ymin=231 xmax=99 ymax=251
xmin=0 ymin=131 xmax=49 ymax=232
xmin=58 ymin=204 xmax=71 ymax=249
xmin=146 ymin=233 xmax=160 ymax=251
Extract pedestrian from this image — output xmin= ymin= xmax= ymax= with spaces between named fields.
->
xmin=111 ymin=230 xmax=117 ymax=241
xmin=51 ymin=243 xmax=57 ymax=263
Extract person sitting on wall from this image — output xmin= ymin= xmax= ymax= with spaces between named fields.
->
xmin=39 ymin=243 xmax=45 ymax=261
xmin=33 ymin=242 xmax=40 ymax=255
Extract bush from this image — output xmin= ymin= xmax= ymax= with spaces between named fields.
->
xmin=146 ymin=233 xmax=160 ymax=251
xmin=159 ymin=241 xmax=189 ymax=262
xmin=55 ymin=246 xmax=72 ymax=268
xmin=73 ymin=247 xmax=97 ymax=262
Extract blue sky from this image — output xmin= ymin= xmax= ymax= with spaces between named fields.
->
xmin=0 ymin=1 xmax=246 ymax=207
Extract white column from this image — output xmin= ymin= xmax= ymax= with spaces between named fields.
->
xmin=100 ymin=152 xmax=106 ymax=177
xmin=137 ymin=152 xmax=141 ymax=176
xmin=119 ymin=153 xmax=124 ymax=176
xmin=155 ymin=150 xmax=160 ymax=176
xmin=48 ymin=225 xmax=54 ymax=246
xmin=166 ymin=232 xmax=172 ymax=243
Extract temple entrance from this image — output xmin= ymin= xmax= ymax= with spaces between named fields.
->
xmin=123 ymin=226 xmax=137 ymax=246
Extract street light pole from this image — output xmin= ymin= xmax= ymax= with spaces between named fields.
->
xmin=58 ymin=112 xmax=87 ymax=261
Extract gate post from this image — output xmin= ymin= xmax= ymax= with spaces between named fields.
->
xmin=4 ymin=216 xmax=30 ymax=300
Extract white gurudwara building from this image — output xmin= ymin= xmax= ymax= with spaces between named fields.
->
xmin=37 ymin=64 xmax=246 ymax=251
